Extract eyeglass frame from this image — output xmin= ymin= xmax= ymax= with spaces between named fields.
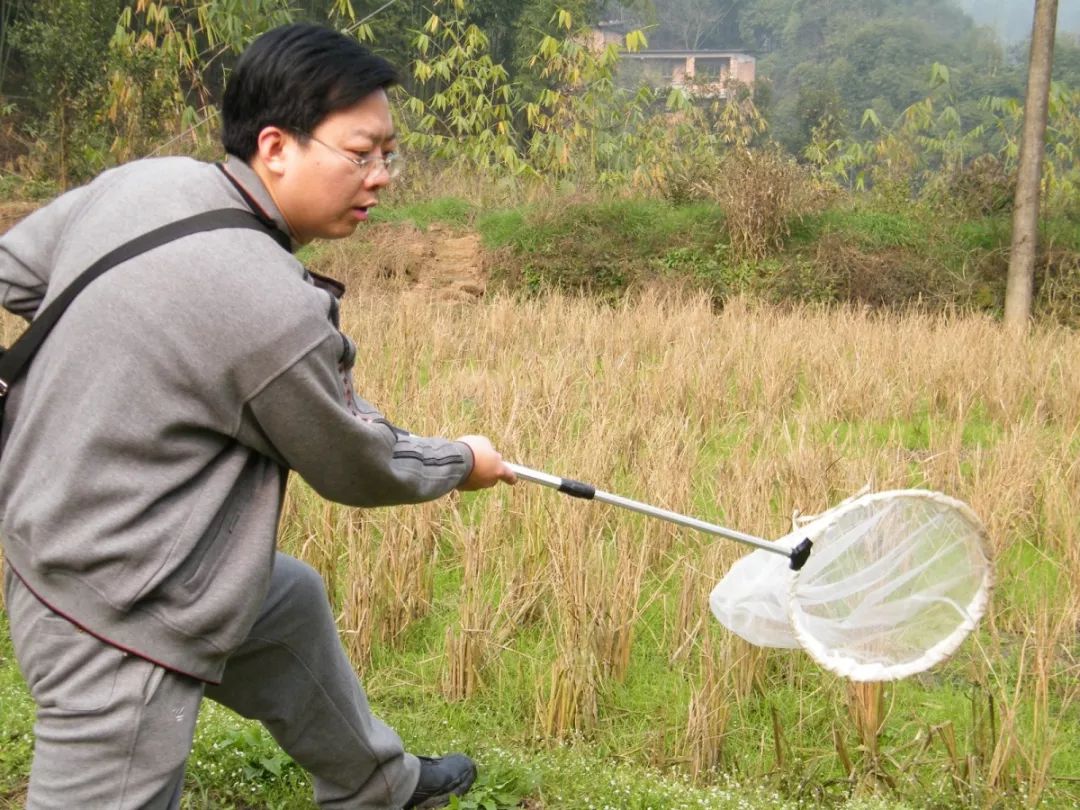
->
xmin=298 ymin=132 xmax=403 ymax=180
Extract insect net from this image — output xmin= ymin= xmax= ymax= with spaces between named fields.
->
xmin=709 ymin=490 xmax=992 ymax=681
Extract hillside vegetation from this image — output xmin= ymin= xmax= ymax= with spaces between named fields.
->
xmin=358 ymin=191 xmax=1080 ymax=324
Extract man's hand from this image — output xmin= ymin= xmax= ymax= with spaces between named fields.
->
xmin=456 ymin=435 xmax=517 ymax=491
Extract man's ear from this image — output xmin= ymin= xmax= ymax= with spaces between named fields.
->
xmin=253 ymin=126 xmax=292 ymax=176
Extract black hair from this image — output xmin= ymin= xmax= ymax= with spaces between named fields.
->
xmin=221 ymin=23 xmax=399 ymax=161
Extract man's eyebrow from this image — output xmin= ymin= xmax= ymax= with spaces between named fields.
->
xmin=348 ymin=127 xmax=397 ymax=142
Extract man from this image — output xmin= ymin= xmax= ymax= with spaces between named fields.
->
xmin=0 ymin=23 xmax=514 ymax=809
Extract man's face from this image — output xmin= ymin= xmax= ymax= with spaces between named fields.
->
xmin=267 ymin=89 xmax=397 ymax=244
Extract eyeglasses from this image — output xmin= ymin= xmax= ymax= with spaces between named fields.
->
xmin=305 ymin=134 xmax=403 ymax=180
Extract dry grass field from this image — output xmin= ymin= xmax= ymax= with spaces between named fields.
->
xmin=274 ymin=241 xmax=1080 ymax=805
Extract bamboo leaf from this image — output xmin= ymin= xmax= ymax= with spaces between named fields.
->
xmin=625 ymin=29 xmax=647 ymax=53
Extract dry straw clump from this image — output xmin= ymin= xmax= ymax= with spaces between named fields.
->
xmin=441 ymin=499 xmax=544 ymax=701
xmin=695 ymin=148 xmax=829 ymax=262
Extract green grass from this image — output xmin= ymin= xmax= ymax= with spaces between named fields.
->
xmin=791 ymin=208 xmax=932 ymax=251
xmin=994 ymin=538 xmax=1071 ymax=615
xmin=476 ymin=209 xmax=527 ymax=249
xmin=2 ymin=548 xmax=1012 ymax=809
xmin=950 ymin=217 xmax=1013 ymax=252
xmin=951 ymin=215 xmax=1080 ymax=254
xmin=0 ymin=614 xmax=917 ymax=809
xmin=369 ymin=196 xmax=477 ymax=229
xmin=500 ymin=199 xmax=724 ymax=255
xmin=0 ymin=614 xmax=34 ymax=801
xmin=477 ymin=199 xmax=727 ymax=296
xmin=368 ymin=195 xmax=726 ymax=264
xmin=820 ymin=405 xmax=1004 ymax=454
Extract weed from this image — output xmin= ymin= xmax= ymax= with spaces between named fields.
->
xmin=446 ymin=770 xmax=530 ymax=809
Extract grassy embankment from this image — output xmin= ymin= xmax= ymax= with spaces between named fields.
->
xmin=1 ymin=195 xmax=1078 ymax=808
xmin=368 ymin=193 xmax=1080 ymax=322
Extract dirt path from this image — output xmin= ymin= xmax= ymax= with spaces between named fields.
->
xmin=355 ymin=222 xmax=489 ymax=301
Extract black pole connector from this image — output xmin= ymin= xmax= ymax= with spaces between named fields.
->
xmin=788 ymin=538 xmax=813 ymax=571
xmin=558 ymin=478 xmax=596 ymax=500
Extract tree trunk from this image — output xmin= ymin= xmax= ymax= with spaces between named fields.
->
xmin=1004 ymin=0 xmax=1058 ymax=330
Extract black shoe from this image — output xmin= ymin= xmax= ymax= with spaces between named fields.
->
xmin=402 ymin=753 xmax=477 ymax=809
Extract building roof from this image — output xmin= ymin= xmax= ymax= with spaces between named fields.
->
xmin=620 ymin=49 xmax=754 ymax=60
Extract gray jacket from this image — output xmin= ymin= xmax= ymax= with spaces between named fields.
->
xmin=0 ymin=156 xmax=473 ymax=682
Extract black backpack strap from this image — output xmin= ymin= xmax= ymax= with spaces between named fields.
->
xmin=215 ymin=163 xmax=288 ymax=241
xmin=0 ymin=207 xmax=289 ymax=401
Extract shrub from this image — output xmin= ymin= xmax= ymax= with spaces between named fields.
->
xmin=1035 ymin=248 xmax=1080 ymax=327
xmin=940 ymin=154 xmax=1015 ymax=218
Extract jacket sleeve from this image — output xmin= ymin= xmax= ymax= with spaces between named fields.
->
xmin=238 ymin=331 xmax=474 ymax=508
xmin=0 ymin=185 xmax=90 ymax=321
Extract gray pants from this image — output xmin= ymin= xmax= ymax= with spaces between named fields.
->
xmin=4 ymin=553 xmax=419 ymax=809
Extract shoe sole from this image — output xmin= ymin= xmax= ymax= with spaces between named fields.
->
xmin=408 ymin=763 xmax=477 ymax=809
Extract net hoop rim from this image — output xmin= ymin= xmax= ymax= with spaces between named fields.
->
xmin=787 ymin=488 xmax=993 ymax=682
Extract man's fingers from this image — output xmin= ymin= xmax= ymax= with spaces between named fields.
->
xmin=455 ymin=435 xmax=516 ymax=490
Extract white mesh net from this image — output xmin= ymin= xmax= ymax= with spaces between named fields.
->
xmin=709 ymin=490 xmax=992 ymax=681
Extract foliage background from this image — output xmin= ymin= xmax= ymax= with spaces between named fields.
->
xmin=2 ymin=0 xmax=1080 ymax=186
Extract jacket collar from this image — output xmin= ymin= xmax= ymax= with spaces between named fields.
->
xmin=219 ymin=155 xmax=297 ymax=252
xmin=218 ymin=155 xmax=346 ymax=300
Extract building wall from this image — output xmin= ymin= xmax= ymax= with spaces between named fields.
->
xmin=585 ymin=28 xmax=757 ymax=96
xmin=677 ymin=55 xmax=755 ymax=97
xmin=732 ymin=55 xmax=756 ymax=85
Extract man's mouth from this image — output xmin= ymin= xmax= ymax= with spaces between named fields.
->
xmin=352 ymin=206 xmax=370 ymax=221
